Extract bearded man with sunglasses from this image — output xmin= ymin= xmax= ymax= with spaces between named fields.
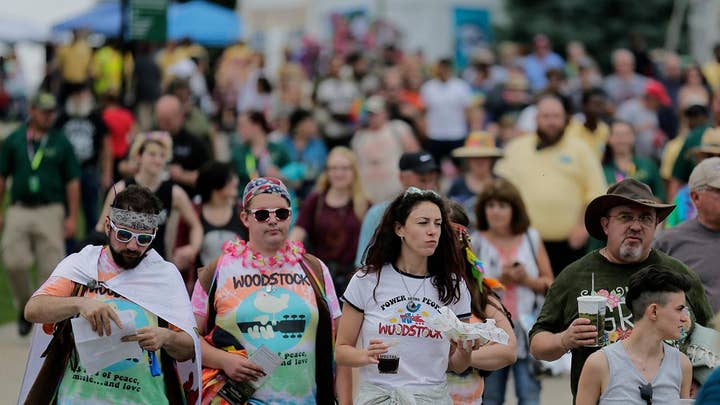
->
xmin=192 ymin=177 xmax=349 ymax=404
xmin=529 ymin=178 xmax=712 ymax=402
xmin=20 ymin=185 xmax=202 ymax=404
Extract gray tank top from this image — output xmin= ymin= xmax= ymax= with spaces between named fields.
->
xmin=599 ymin=341 xmax=681 ymax=404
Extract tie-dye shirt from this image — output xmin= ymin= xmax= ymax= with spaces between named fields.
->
xmin=33 ymin=247 xmax=174 ymax=405
xmin=193 ymin=240 xmax=341 ymax=405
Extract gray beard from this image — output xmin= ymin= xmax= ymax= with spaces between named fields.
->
xmin=619 ymin=242 xmax=644 ymax=262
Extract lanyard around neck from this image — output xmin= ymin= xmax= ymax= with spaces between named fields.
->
xmin=27 ymin=133 xmax=48 ymax=171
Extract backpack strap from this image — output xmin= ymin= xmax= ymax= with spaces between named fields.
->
xmin=299 ymin=253 xmax=335 ymax=404
xmin=157 ymin=318 xmax=186 ymax=404
xmin=198 ymin=256 xmax=221 ymax=334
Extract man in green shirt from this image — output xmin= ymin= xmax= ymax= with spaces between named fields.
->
xmin=529 ymin=178 xmax=713 ymax=400
xmin=669 ymin=96 xmax=720 ymax=198
xmin=0 ymin=92 xmax=81 ymax=336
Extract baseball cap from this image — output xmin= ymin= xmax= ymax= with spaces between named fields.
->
xmin=689 ymin=156 xmax=720 ymax=190
xmin=645 ymin=80 xmax=671 ymax=107
xmin=30 ymin=92 xmax=57 ymax=111
xmin=398 ymin=151 xmax=439 ymax=174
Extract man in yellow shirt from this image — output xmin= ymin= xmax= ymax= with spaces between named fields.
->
xmin=495 ymin=96 xmax=607 ymax=275
xmin=565 ymin=88 xmax=609 ymax=161
xmin=57 ymin=29 xmax=92 ymax=102
xmin=702 ymin=44 xmax=720 ymax=93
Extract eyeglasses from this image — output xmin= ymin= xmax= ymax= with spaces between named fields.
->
xmin=639 ymin=382 xmax=653 ymax=404
xmin=247 ymin=208 xmax=292 ymax=222
xmin=607 ymin=213 xmax=656 ymax=227
xmin=109 ymin=220 xmax=156 ymax=246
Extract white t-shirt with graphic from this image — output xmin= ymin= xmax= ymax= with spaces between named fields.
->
xmin=342 ymin=264 xmax=472 ymax=389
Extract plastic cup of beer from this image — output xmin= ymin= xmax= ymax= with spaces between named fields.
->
xmin=577 ymin=295 xmax=608 ymax=347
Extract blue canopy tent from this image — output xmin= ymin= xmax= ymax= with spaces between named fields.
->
xmin=168 ymin=1 xmax=242 ymax=46
xmin=52 ymin=0 xmax=242 ymax=47
xmin=52 ymin=1 xmax=122 ymax=38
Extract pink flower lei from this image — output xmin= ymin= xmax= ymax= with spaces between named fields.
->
xmin=221 ymin=238 xmax=306 ymax=273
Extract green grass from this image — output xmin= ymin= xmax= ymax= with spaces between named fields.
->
xmin=0 ymin=262 xmax=16 ymax=324
xmin=0 ymin=191 xmax=13 ymax=324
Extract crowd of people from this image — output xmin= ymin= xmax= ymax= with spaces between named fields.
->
xmin=3 ymin=26 xmax=720 ymax=404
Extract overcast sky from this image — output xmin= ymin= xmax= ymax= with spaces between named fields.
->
xmin=1 ymin=0 xmax=95 ymax=28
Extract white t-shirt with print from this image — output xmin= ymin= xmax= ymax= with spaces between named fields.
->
xmin=342 ymin=264 xmax=472 ymax=389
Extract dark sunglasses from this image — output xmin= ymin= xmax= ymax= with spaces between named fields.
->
xmin=639 ymin=383 xmax=653 ymax=404
xmin=248 ymin=208 xmax=291 ymax=222
xmin=109 ymin=220 xmax=156 ymax=246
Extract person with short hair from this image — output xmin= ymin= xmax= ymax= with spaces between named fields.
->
xmin=421 ymin=58 xmax=474 ymax=165
xmin=95 ymin=132 xmax=203 ymax=289
xmin=528 ymin=178 xmax=713 ymax=401
xmin=494 ymin=96 xmax=607 ymax=276
xmin=20 ymin=184 xmax=201 ymax=404
xmin=654 ymin=157 xmax=720 ymax=312
xmin=575 ymin=265 xmax=693 ymax=404
xmin=0 ymin=91 xmax=81 ymax=336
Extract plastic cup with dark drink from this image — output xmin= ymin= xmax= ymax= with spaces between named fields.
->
xmin=375 ymin=337 xmax=400 ymax=374
xmin=377 ymin=354 xmax=400 ymax=374
xmin=577 ymin=295 xmax=608 ymax=347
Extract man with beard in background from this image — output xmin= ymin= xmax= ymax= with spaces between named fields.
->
xmin=495 ymin=95 xmax=607 ymax=275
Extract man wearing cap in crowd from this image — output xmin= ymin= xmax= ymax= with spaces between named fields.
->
xmin=352 ymin=95 xmax=420 ymax=204
xmin=0 ymin=91 xmax=81 ymax=336
xmin=355 ymin=151 xmax=440 ymax=266
xmin=528 ymin=178 xmax=713 ymax=401
xmin=20 ymin=185 xmax=201 ymax=404
xmin=664 ymin=127 xmax=720 ymax=228
xmin=654 ymin=157 xmax=720 ymax=312
xmin=495 ymin=95 xmax=607 ymax=276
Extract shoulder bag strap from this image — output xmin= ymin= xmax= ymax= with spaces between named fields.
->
xmin=299 ymin=254 xmax=335 ymax=404
xmin=157 ymin=317 xmax=186 ymax=404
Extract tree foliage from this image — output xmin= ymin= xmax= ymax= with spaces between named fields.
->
xmin=497 ymin=0 xmax=680 ymax=72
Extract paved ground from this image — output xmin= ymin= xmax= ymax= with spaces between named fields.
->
xmin=0 ymin=323 xmax=573 ymax=405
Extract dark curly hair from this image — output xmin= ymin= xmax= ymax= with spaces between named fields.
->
xmin=362 ymin=189 xmax=464 ymax=305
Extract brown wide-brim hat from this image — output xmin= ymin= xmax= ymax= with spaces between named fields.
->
xmin=585 ymin=178 xmax=675 ymax=240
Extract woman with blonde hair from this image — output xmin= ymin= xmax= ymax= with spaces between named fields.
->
xmin=290 ymin=146 xmax=369 ymax=293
